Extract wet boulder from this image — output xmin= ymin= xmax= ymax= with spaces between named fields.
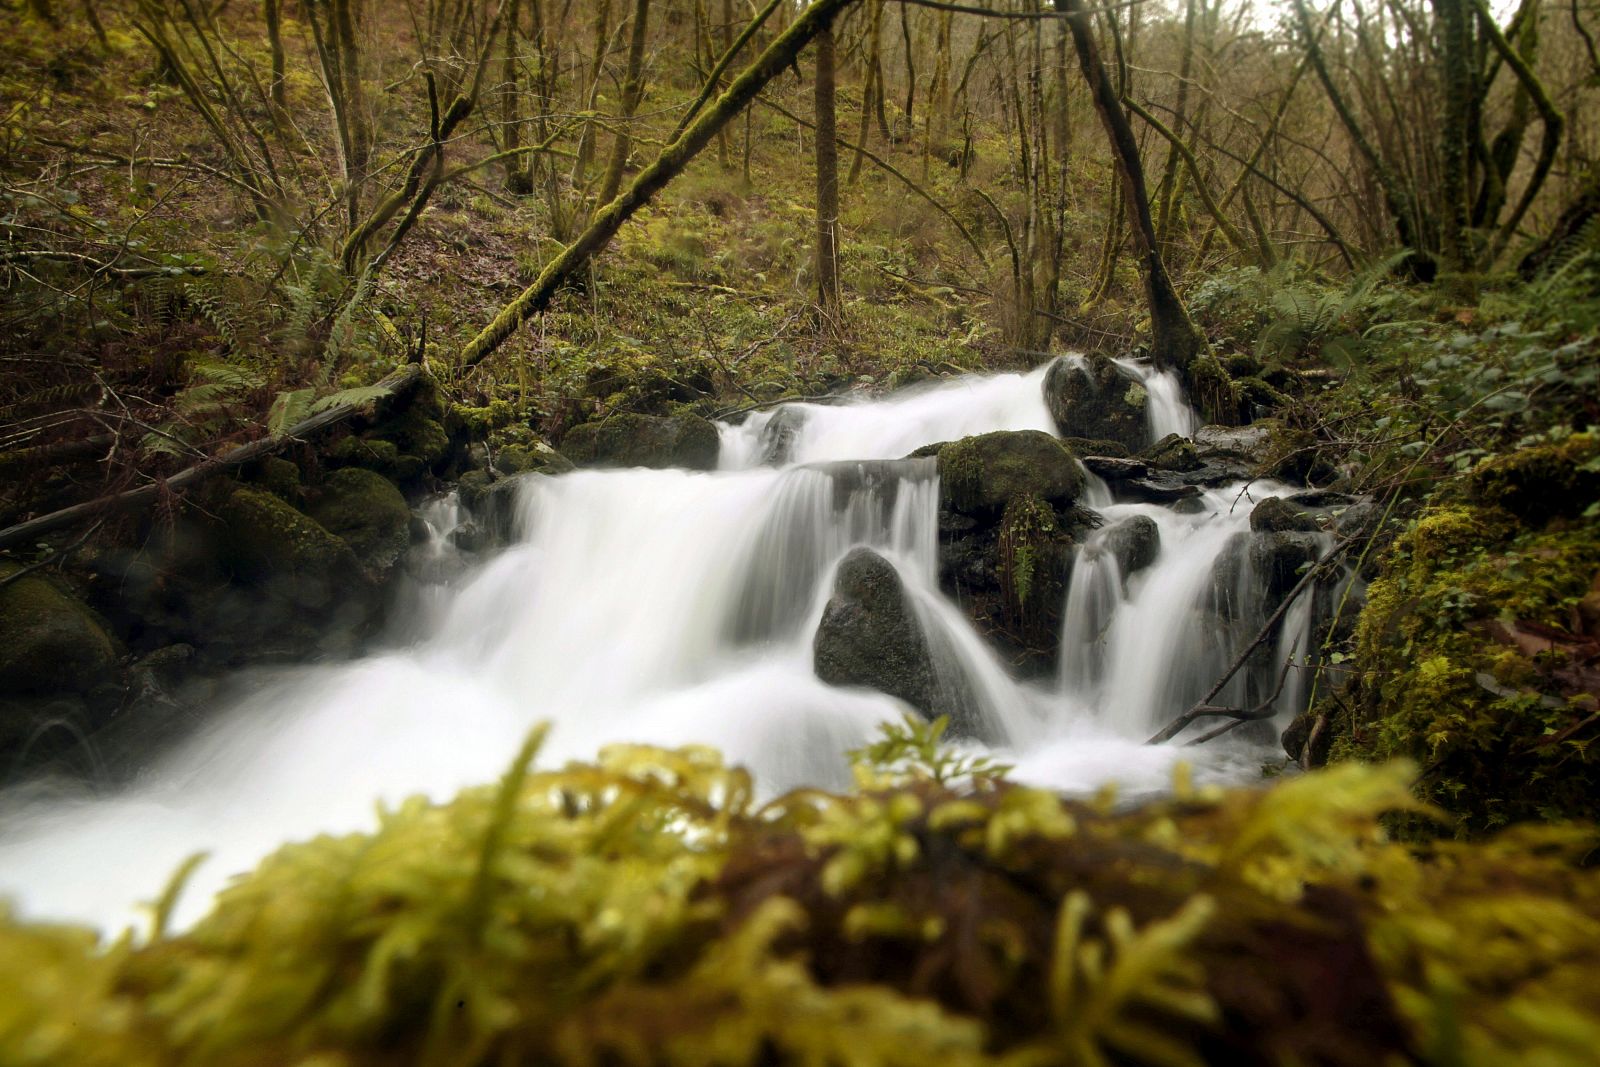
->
xmin=309 ymin=468 xmax=413 ymax=578
xmin=758 ymin=406 xmax=808 ymax=466
xmin=1191 ymin=423 xmax=1277 ymax=477
xmin=1249 ymin=531 xmax=1325 ymax=600
xmin=814 ymin=548 xmax=970 ymax=731
xmin=1043 ymin=355 xmax=1148 ymax=453
xmin=1140 ymin=433 xmax=1202 ymax=473
xmin=1250 ymin=497 xmax=1321 ymax=534
xmin=1101 ymin=515 xmax=1161 ymax=578
xmin=560 ymin=412 xmax=720 ymax=471
xmin=937 ymin=430 xmax=1085 ymax=515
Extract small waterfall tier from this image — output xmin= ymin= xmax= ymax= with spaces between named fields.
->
xmin=0 ymin=358 xmax=1347 ymax=932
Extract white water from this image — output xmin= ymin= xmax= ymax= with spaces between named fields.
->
xmin=0 ymin=360 xmax=1309 ymax=935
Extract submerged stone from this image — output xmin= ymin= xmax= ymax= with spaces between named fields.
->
xmin=1101 ymin=515 xmax=1161 ymax=578
xmin=814 ymin=548 xmax=976 ymax=734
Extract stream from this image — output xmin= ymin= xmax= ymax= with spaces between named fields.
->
xmin=0 ymin=361 xmax=1320 ymax=932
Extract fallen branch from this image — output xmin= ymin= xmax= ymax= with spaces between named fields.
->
xmin=1183 ymin=647 xmax=1297 ymax=746
xmin=1146 ymin=540 xmax=1351 ymax=745
xmin=0 ymin=364 xmax=425 ymax=555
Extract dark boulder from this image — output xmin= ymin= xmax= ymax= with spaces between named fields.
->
xmin=560 ymin=413 xmax=720 ymax=471
xmin=1250 ymin=497 xmax=1321 ymax=534
xmin=937 ymin=430 xmax=1084 ymax=515
xmin=1101 ymin=515 xmax=1161 ymax=578
xmin=1250 ymin=531 xmax=1325 ymax=600
xmin=1043 ymin=355 xmax=1149 ymax=453
xmin=1140 ymin=433 xmax=1202 ymax=473
xmin=814 ymin=548 xmax=957 ymax=727
xmin=0 ymin=564 xmax=118 ymax=698
xmin=1081 ymin=456 xmax=1149 ymax=480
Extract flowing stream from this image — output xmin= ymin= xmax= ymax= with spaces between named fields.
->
xmin=0 ymin=361 xmax=1316 ymax=933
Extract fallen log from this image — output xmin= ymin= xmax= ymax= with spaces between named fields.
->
xmin=0 ymin=363 xmax=425 ymax=554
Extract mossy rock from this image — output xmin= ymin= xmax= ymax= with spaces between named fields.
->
xmin=1323 ymin=501 xmax=1600 ymax=832
xmin=996 ymin=494 xmax=1072 ymax=650
xmin=1467 ymin=434 xmax=1600 ymax=524
xmin=309 ymin=469 xmax=413 ymax=577
xmin=212 ymin=484 xmax=361 ymax=603
xmin=1042 ymin=355 xmax=1147 ymax=452
xmin=248 ymin=456 xmax=302 ymax=504
xmin=937 ymin=431 xmax=1085 ymax=515
xmin=1101 ymin=514 xmax=1161 ymax=578
xmin=1062 ymin=437 xmax=1130 ymax=459
xmin=1251 ymin=497 xmax=1321 ymax=534
xmin=0 ymin=563 xmax=118 ymax=697
xmin=1140 ymin=433 xmax=1202 ymax=473
xmin=329 ymin=435 xmax=403 ymax=474
xmin=495 ymin=442 xmax=575 ymax=477
xmin=1184 ymin=352 xmax=1243 ymax=426
xmin=560 ymin=413 xmax=720 ymax=470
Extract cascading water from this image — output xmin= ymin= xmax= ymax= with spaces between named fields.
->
xmin=0 ymin=359 xmax=1319 ymax=934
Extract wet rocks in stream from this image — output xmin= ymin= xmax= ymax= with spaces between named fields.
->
xmin=1043 ymin=354 xmax=1149 ymax=452
xmin=813 ymin=548 xmax=978 ymax=735
xmin=560 ymin=412 xmax=719 ymax=471
xmin=932 ymin=430 xmax=1088 ymax=678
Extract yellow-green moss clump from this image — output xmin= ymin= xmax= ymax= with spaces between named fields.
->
xmin=1330 ymin=442 xmax=1600 ymax=830
xmin=4 ymin=720 xmax=1600 ymax=1066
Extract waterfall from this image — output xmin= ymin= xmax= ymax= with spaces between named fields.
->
xmin=0 ymin=359 xmax=1324 ymax=934
xmin=1112 ymin=357 xmax=1199 ymax=442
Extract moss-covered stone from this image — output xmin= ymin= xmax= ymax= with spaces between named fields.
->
xmin=309 ymin=468 xmax=412 ymax=577
xmin=249 ymin=456 xmax=302 ymax=504
xmin=495 ymin=441 xmax=575 ymax=477
xmin=1251 ymin=496 xmax=1321 ymax=534
xmin=1140 ymin=433 xmax=1202 ymax=473
xmin=1320 ymin=500 xmax=1600 ymax=832
xmin=213 ymin=485 xmax=360 ymax=603
xmin=1061 ymin=437 xmax=1130 ymax=459
xmin=1042 ymin=355 xmax=1148 ymax=452
xmin=937 ymin=431 xmax=1084 ymax=515
xmin=0 ymin=563 xmax=118 ymax=696
xmin=560 ymin=412 xmax=719 ymax=470
xmin=1184 ymin=352 xmax=1243 ymax=426
xmin=1467 ymin=433 xmax=1600 ymax=524
xmin=996 ymin=494 xmax=1072 ymax=651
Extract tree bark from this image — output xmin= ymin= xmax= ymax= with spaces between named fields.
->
xmin=815 ymin=23 xmax=841 ymax=310
xmin=1055 ymin=0 xmax=1203 ymax=372
xmin=598 ymin=0 xmax=653 ymax=205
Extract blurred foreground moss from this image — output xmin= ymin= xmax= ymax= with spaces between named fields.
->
xmin=4 ymin=718 xmax=1600 ymax=1067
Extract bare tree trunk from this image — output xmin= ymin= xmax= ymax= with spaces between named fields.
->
xmin=815 ymin=23 xmax=841 ymax=311
xmin=1056 ymin=0 xmax=1203 ymax=372
xmin=264 ymin=0 xmax=286 ymax=109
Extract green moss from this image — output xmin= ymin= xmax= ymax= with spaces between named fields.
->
xmin=308 ymin=469 xmax=412 ymax=576
xmin=936 ymin=431 xmax=1084 ymax=515
xmin=1467 ymin=433 xmax=1600 ymax=523
xmin=213 ymin=484 xmax=357 ymax=583
xmin=1184 ymin=352 xmax=1242 ymax=425
xmin=249 ymin=456 xmax=301 ymax=504
xmin=451 ymin=399 xmax=515 ymax=437
xmin=1334 ymin=499 xmax=1600 ymax=832
xmin=0 ymin=563 xmax=118 ymax=696
xmin=5 ymin=726 xmax=1600 ymax=1067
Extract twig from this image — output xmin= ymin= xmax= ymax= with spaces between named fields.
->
xmin=1147 ymin=540 xmax=1351 ymax=745
xmin=0 ymin=520 xmax=105 ymax=590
